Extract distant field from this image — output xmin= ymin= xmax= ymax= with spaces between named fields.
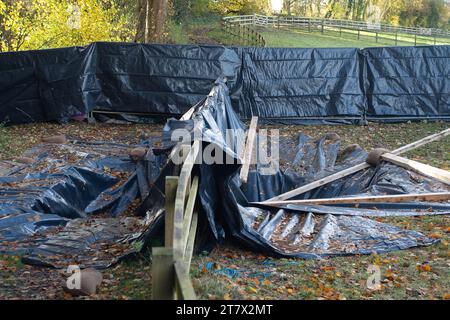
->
xmin=172 ymin=16 xmax=450 ymax=48
xmin=260 ymin=27 xmax=450 ymax=48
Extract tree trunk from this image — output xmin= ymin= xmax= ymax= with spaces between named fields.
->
xmin=136 ymin=0 xmax=167 ymax=43
xmin=135 ymin=0 xmax=147 ymax=42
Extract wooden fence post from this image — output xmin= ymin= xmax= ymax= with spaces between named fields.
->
xmin=395 ymin=33 xmax=398 ymax=45
xmin=165 ymin=176 xmax=178 ymax=247
xmin=152 ymin=247 xmax=175 ymax=300
xmin=174 ymin=261 xmax=196 ymax=300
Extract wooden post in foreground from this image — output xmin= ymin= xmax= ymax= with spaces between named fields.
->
xmin=165 ymin=176 xmax=178 ymax=247
xmin=240 ymin=116 xmax=258 ymax=184
xmin=152 ymin=247 xmax=175 ymax=300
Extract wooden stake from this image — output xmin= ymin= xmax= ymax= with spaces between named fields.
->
xmin=174 ymin=261 xmax=196 ymax=300
xmin=240 ymin=116 xmax=258 ymax=184
xmin=181 ymin=176 xmax=199 ymax=255
xmin=381 ymin=153 xmax=450 ymax=186
xmin=259 ymin=192 xmax=450 ymax=206
xmin=391 ymin=128 xmax=450 ymax=155
xmin=165 ymin=176 xmax=178 ymax=247
xmin=152 ymin=247 xmax=175 ymax=300
xmin=173 ymin=140 xmax=200 ymax=259
xmin=264 ymin=128 xmax=450 ymax=202
xmin=185 ymin=211 xmax=198 ymax=266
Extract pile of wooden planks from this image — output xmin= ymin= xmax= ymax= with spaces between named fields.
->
xmin=258 ymin=128 xmax=450 ymax=207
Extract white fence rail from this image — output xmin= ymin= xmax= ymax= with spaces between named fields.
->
xmin=223 ymin=14 xmax=450 ymax=39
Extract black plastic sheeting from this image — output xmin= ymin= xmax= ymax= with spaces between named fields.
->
xmin=1 ymin=43 xmax=449 ymax=125
xmin=161 ymin=79 xmax=450 ymax=258
xmin=0 ymin=136 xmax=169 ymax=267
xmin=0 ymin=78 xmax=449 ymax=268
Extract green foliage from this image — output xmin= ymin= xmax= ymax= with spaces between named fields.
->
xmin=167 ymin=21 xmax=190 ymax=44
xmin=208 ymin=0 xmax=271 ymax=15
xmin=1 ymin=0 xmax=448 ymax=52
xmin=288 ymin=0 xmax=449 ymax=29
xmin=0 ymin=0 xmax=43 ymax=52
xmin=191 ymin=0 xmax=211 ymax=16
xmin=0 ymin=0 xmax=134 ymax=52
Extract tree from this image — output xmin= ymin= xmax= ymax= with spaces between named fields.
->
xmin=208 ymin=0 xmax=270 ymax=15
xmin=0 ymin=0 xmax=42 ymax=52
xmin=135 ymin=0 xmax=168 ymax=43
xmin=0 ymin=0 xmax=134 ymax=52
xmin=28 ymin=0 xmax=133 ymax=50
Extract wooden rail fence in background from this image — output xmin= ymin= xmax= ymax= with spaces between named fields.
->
xmin=223 ymin=14 xmax=450 ymax=46
xmin=222 ymin=17 xmax=266 ymax=47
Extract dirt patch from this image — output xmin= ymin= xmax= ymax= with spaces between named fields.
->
xmin=188 ymin=27 xmax=221 ymax=45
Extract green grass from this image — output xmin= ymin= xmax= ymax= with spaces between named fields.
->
xmin=167 ymin=16 xmax=450 ymax=48
xmin=167 ymin=21 xmax=190 ymax=45
xmin=261 ymin=27 xmax=450 ymax=48
xmin=0 ymin=123 xmax=10 ymax=158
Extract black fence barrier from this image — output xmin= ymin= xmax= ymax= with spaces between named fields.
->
xmin=0 ymin=42 xmax=449 ymax=125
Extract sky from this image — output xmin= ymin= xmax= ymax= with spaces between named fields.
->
xmin=271 ymin=0 xmax=283 ymax=12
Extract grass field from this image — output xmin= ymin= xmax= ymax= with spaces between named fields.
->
xmin=0 ymin=121 xmax=449 ymax=300
xmin=260 ymin=27 xmax=450 ymax=48
xmin=172 ymin=16 xmax=450 ymax=48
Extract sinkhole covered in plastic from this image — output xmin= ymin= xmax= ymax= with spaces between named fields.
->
xmin=0 ymin=79 xmax=449 ymax=268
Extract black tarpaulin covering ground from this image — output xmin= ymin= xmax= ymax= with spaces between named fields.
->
xmin=0 ymin=136 xmax=168 ymax=268
xmin=0 ymin=79 xmax=449 ymax=268
xmin=181 ymin=79 xmax=450 ymax=259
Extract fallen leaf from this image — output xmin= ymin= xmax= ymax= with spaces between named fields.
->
xmin=416 ymin=264 xmax=432 ymax=272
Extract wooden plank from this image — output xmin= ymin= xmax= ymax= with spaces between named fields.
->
xmin=258 ymin=192 xmax=450 ymax=206
xmin=391 ymin=128 xmax=450 ymax=154
xmin=174 ymin=261 xmax=196 ymax=300
xmin=263 ymin=128 xmax=450 ymax=203
xmin=181 ymin=176 xmax=199 ymax=256
xmin=165 ymin=176 xmax=178 ymax=247
xmin=152 ymin=247 xmax=175 ymax=300
xmin=185 ymin=211 xmax=198 ymax=266
xmin=381 ymin=153 xmax=450 ymax=186
xmin=173 ymin=140 xmax=201 ymax=259
xmin=266 ymin=162 xmax=370 ymax=202
xmin=240 ymin=116 xmax=258 ymax=184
